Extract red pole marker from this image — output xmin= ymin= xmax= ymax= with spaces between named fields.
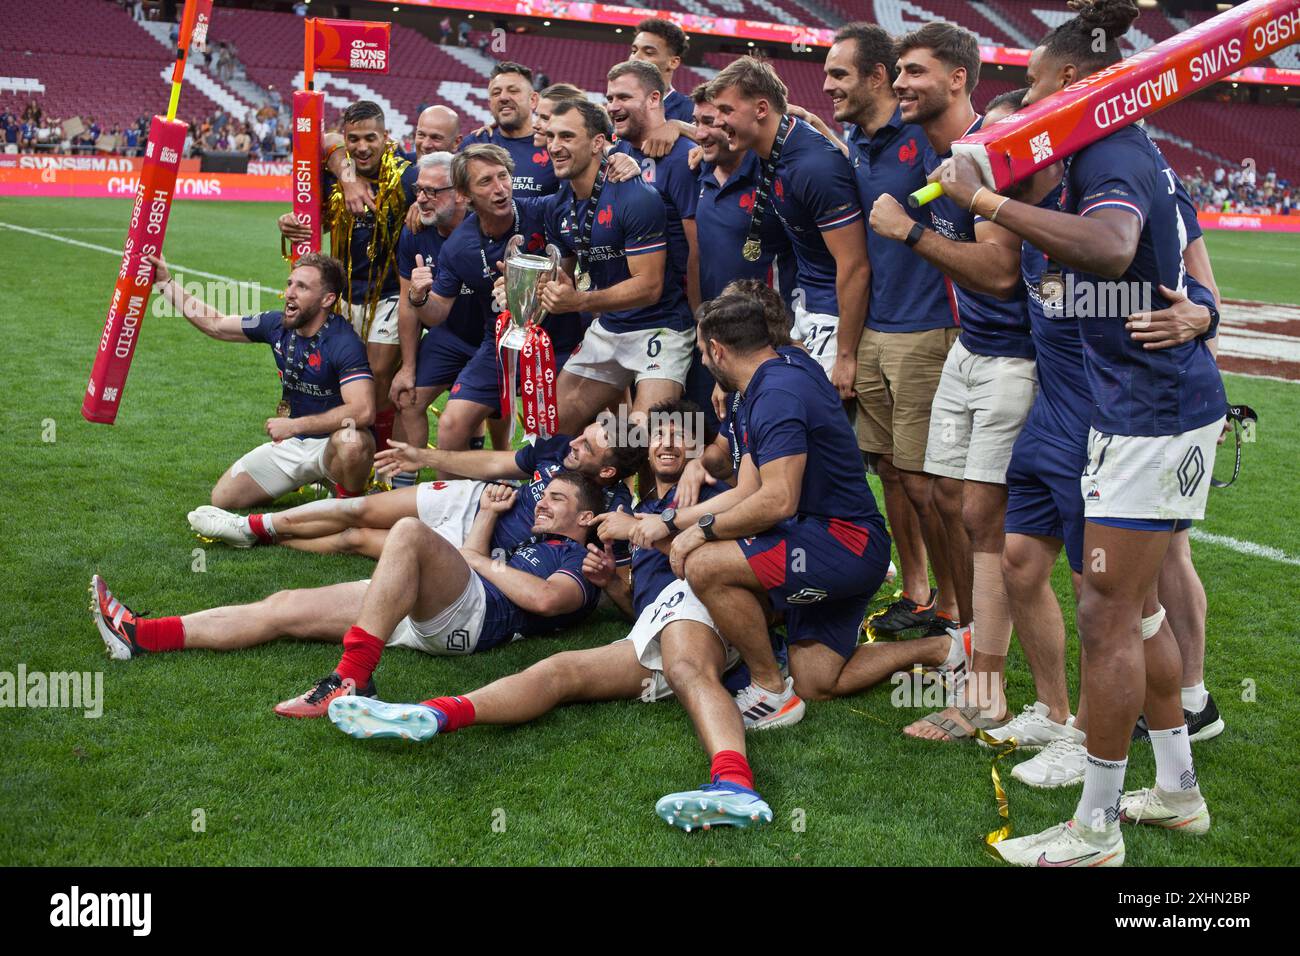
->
xmin=81 ymin=118 xmax=187 ymax=424
xmin=289 ymin=89 xmax=324 ymax=259
xmin=911 ymin=0 xmax=1300 ymax=206
xmin=82 ymin=0 xmax=205 ymax=424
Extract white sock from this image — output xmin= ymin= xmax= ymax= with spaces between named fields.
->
xmin=1181 ymin=682 xmax=1208 ymax=712
xmin=1150 ymin=725 xmax=1198 ymax=793
xmin=1075 ymin=753 xmax=1127 ymax=830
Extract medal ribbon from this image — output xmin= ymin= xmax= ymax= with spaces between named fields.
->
xmin=571 ymin=156 xmax=609 ymax=284
xmin=743 ymin=113 xmax=792 ymax=258
xmin=278 ymin=319 xmax=326 ymax=414
xmin=478 ymin=199 xmax=520 ymax=285
xmin=494 ymin=310 xmax=514 ymax=423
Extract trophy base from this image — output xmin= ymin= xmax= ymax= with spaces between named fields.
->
xmin=500 ymin=326 xmax=527 ymax=351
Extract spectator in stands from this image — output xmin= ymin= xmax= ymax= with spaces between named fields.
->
xmin=20 ymin=120 xmax=37 ymax=152
xmin=294 ymin=1 xmax=309 ymax=16
xmin=124 ymin=125 xmax=141 ymax=157
xmin=131 ymin=1 xmax=144 ymax=23
xmin=234 ymin=124 xmax=252 ymax=154
xmin=440 ymin=16 xmax=452 ymax=44
xmin=458 ymin=20 xmax=471 ymax=46
xmin=3 ymin=114 xmax=17 ymax=149
xmin=22 ymin=100 xmax=41 ymax=125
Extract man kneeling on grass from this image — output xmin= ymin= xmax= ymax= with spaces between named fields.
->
xmin=91 ymin=473 xmax=602 ymax=718
xmin=327 ymin=399 xmax=775 ymax=833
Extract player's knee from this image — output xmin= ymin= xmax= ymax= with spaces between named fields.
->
xmin=662 ymin=651 xmax=711 ymax=693
xmin=1000 ymin=545 xmax=1035 ymax=595
xmin=533 ymin=650 xmax=586 ymax=699
xmin=792 ymin=672 xmax=836 ymax=702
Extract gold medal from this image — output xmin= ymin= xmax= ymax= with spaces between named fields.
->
xmin=1039 ymin=273 xmax=1065 ymax=308
xmin=576 ymin=271 xmax=592 ymax=292
xmin=742 ymin=238 xmax=762 ymax=262
xmin=276 ymin=400 xmax=291 ymax=418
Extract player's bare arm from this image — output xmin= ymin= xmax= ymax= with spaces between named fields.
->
xmin=824 ymin=223 xmax=870 ymax=399
xmin=870 ymin=193 xmax=1021 ymax=298
xmin=275 ymin=377 xmax=375 ymax=440
xmin=543 ymin=248 xmax=666 ymax=315
xmin=145 ymin=254 xmax=249 ymax=342
xmin=683 ymin=217 xmax=701 ymax=312
xmin=938 ymin=153 xmax=1140 ymax=279
xmin=375 ymin=441 xmax=526 ymax=482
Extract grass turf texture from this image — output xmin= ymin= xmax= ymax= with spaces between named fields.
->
xmin=2 ymin=197 xmax=1298 ymax=866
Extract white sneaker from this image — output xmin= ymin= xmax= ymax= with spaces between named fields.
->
xmin=979 ymin=701 xmax=1072 ymax=751
xmin=1119 ymin=786 xmax=1211 ymax=835
xmin=930 ymin=625 xmax=970 ymax=700
xmin=188 ymin=505 xmax=257 ymax=547
xmin=1011 ymin=728 xmax=1088 ymax=789
xmin=735 ymin=677 xmax=805 ymax=730
xmin=992 ymin=818 xmax=1124 ymax=867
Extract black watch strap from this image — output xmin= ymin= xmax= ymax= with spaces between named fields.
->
xmin=699 ymin=514 xmax=717 ymax=541
xmin=904 ymin=222 xmax=926 ymax=247
xmin=661 ymin=508 xmax=678 ymax=533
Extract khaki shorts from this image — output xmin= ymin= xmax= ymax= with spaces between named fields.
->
xmin=923 ymin=338 xmax=1037 ymax=485
xmin=855 ymin=326 xmax=958 ymax=471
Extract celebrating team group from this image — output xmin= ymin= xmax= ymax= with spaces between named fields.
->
xmin=91 ymin=0 xmax=1230 ymax=865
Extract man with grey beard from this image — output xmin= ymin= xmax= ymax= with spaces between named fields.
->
xmin=387 ymin=151 xmax=480 ymax=482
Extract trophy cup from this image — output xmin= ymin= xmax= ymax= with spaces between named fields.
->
xmin=497 ymin=235 xmax=563 ymax=439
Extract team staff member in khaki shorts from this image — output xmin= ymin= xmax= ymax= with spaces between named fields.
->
xmin=818 ymin=22 xmax=961 ymax=635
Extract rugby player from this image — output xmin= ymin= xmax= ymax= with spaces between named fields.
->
xmin=543 ymin=99 xmax=696 ymax=433
xmin=826 ymin=22 xmax=961 ymax=639
xmin=460 ymin=62 xmax=557 ymax=198
xmin=935 ymin=0 xmax=1224 ymax=866
xmin=628 ymin=17 xmax=697 ymax=124
xmin=607 ymin=59 xmax=701 ymax=311
xmin=147 ymin=252 xmax=374 ymax=507
xmin=278 ymin=100 xmax=411 ymax=455
xmin=327 ymin=400 xmax=776 ymax=831
xmin=187 ymin=419 xmax=643 ymax=559
xmin=708 ymin=57 xmax=869 ymax=396
xmin=652 ymin=291 xmax=968 ymax=725
xmin=875 ymin=22 xmax=1037 ymax=740
xmin=93 ymin=472 xmax=604 ymax=719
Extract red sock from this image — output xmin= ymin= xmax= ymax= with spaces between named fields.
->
xmin=135 ymin=616 xmax=186 ymax=652
xmin=372 ymin=405 xmax=396 ymax=453
xmin=710 ymin=750 xmax=754 ymax=790
xmin=419 ymin=695 xmax=476 ymax=732
xmin=335 ymin=626 xmax=385 ymax=686
xmin=247 ymin=513 xmax=274 ymax=543
xmin=333 ymin=482 xmax=363 ymax=499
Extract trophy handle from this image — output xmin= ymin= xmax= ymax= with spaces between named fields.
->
xmin=544 ymin=243 xmax=562 ymax=281
xmin=504 ymin=234 xmax=524 ymax=262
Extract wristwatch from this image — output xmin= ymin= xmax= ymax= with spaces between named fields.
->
xmin=660 ymin=507 xmax=679 ymax=533
xmin=698 ymin=513 xmax=717 ymax=541
xmin=904 ymin=222 xmax=926 ymax=248
xmin=408 ymin=289 xmax=430 ymax=307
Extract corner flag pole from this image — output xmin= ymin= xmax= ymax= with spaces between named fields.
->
xmin=288 ymin=18 xmax=325 ymax=262
xmin=909 ymin=0 xmax=1300 ymax=207
xmin=82 ymin=0 xmax=209 ymax=424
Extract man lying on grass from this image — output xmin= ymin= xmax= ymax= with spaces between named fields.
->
xmin=325 ymin=400 xmax=777 ymax=832
xmin=187 ymin=421 xmax=643 ymax=560
xmin=91 ymin=473 xmax=603 ymax=718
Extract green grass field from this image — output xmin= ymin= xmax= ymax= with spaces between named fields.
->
xmin=2 ymin=197 xmax=1298 ymax=866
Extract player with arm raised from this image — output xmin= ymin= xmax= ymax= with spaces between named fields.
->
xmin=93 ymin=473 xmax=603 ymax=720
xmin=707 ymin=57 xmax=869 ymax=400
xmin=150 ymin=252 xmax=374 ymax=508
xmin=933 ymin=0 xmax=1225 ymax=867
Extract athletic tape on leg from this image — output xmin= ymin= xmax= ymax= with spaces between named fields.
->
xmin=1141 ymin=605 xmax=1167 ymax=641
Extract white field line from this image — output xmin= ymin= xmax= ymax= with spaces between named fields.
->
xmin=1189 ymin=528 xmax=1300 ymax=566
xmin=0 ymin=220 xmax=280 ymax=294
